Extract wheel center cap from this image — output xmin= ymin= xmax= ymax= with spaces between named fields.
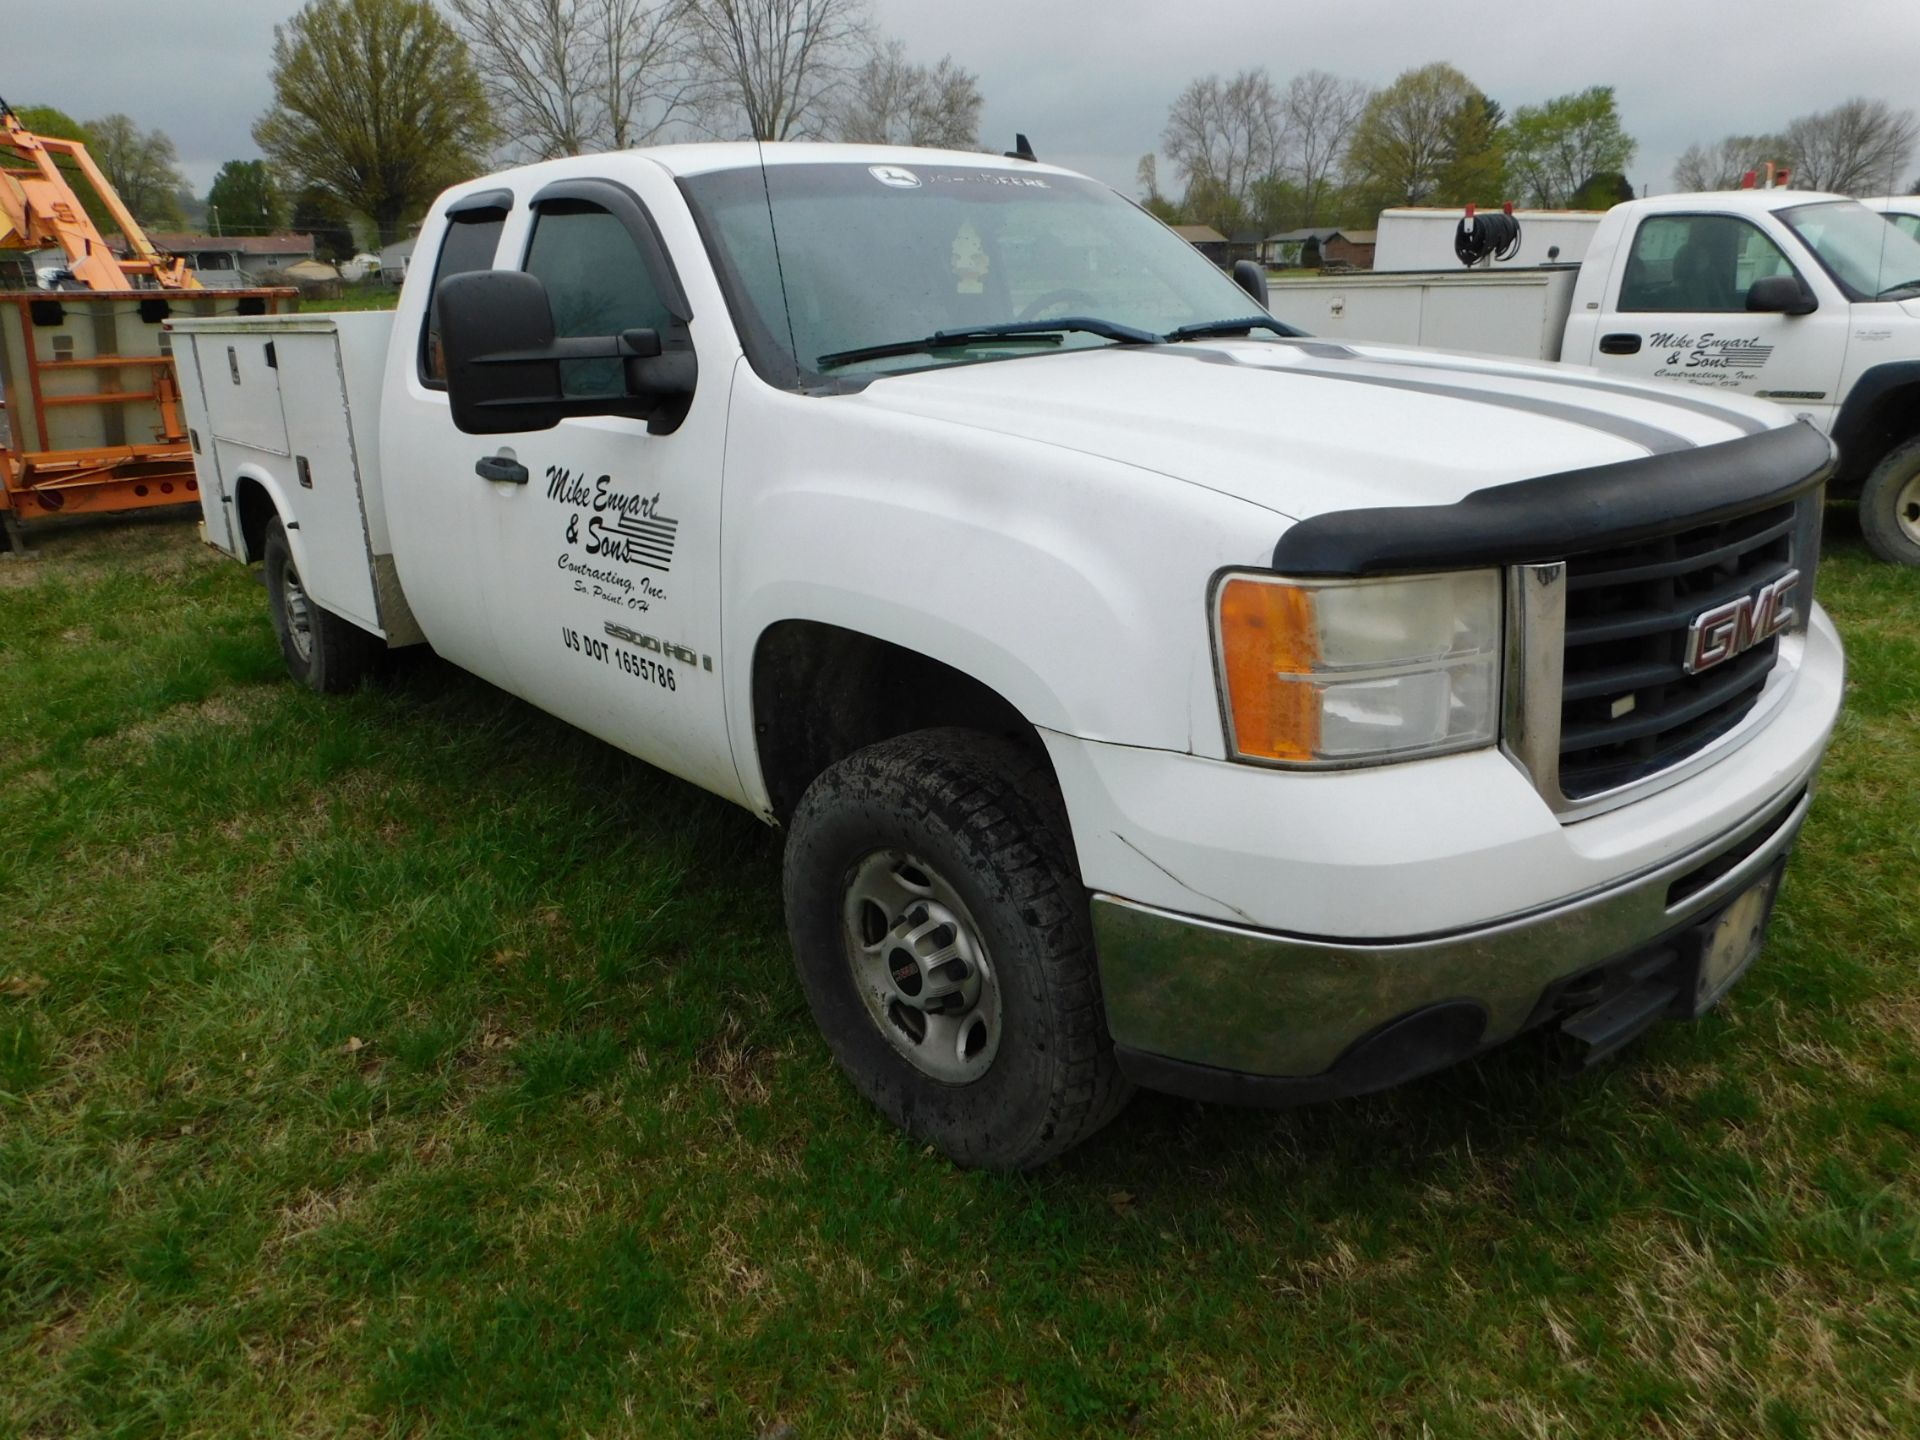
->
xmin=883 ymin=901 xmax=976 ymax=1011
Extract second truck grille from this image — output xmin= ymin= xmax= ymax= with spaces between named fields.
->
xmin=1555 ymin=500 xmax=1804 ymax=800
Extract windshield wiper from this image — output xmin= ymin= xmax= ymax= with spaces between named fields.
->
xmin=1875 ymin=278 xmax=1920 ymax=299
xmin=815 ymin=318 xmax=1160 ymax=371
xmin=1164 ymin=315 xmax=1304 ymax=342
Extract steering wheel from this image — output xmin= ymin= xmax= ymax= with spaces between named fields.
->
xmin=1017 ymin=288 xmax=1101 ymax=323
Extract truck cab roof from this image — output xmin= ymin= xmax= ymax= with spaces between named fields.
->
xmin=1628 ymin=188 xmax=1850 ymax=216
xmin=439 ymin=141 xmax=1083 ymax=191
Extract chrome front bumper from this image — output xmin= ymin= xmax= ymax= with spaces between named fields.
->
xmin=1092 ymin=773 xmax=1815 ymax=1102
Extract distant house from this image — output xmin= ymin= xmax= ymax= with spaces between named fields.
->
xmin=1327 ymin=230 xmax=1377 ymax=269
xmin=1170 ymin=224 xmax=1230 ymax=267
xmin=377 ymin=238 xmax=416 ymax=285
xmin=1226 ymin=229 xmax=1266 ymax=266
xmin=1264 ymin=227 xmax=1377 ymax=270
xmin=144 ymin=231 xmax=316 ymax=288
xmin=1263 ymin=228 xmax=1339 ymax=267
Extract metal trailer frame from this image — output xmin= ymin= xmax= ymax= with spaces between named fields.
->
xmin=0 ymin=287 xmax=297 ymax=543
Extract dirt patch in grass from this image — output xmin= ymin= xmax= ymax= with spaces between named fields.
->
xmin=87 ymin=688 xmax=279 ymax=755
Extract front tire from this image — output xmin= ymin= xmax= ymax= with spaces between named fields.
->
xmin=263 ymin=516 xmax=383 ymax=692
xmin=783 ymin=729 xmax=1131 ymax=1169
xmin=1859 ymin=437 xmax=1920 ymax=567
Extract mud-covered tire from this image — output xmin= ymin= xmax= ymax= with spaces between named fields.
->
xmin=263 ymin=517 xmax=383 ymax=692
xmin=783 ymin=728 xmax=1132 ymax=1169
xmin=1859 ymin=437 xmax=1920 ymax=567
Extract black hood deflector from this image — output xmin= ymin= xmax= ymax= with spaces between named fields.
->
xmin=1270 ymin=421 xmax=1835 ymax=577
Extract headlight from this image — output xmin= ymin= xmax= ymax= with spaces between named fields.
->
xmin=1212 ymin=570 xmax=1502 ymax=766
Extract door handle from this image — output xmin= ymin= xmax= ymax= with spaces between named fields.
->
xmin=475 ymin=455 xmax=529 ymax=485
xmin=1599 ymin=333 xmax=1643 ymax=356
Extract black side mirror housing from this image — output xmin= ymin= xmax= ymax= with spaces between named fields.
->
xmin=1232 ymin=258 xmax=1270 ymax=308
xmin=437 ymin=269 xmax=697 ymax=436
xmin=439 ymin=270 xmax=560 ymax=434
xmin=1746 ymin=274 xmax=1817 ymax=316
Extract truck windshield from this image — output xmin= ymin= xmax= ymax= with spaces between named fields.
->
xmin=678 ymin=161 xmax=1267 ymax=384
xmin=1778 ymin=200 xmax=1920 ymax=301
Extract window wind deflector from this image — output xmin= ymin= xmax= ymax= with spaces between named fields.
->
xmin=445 ymin=188 xmax=513 ymax=221
xmin=815 ymin=317 xmax=1160 ymax=371
xmin=1164 ymin=315 xmax=1304 ymax=342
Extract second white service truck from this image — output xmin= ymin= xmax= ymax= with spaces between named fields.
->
xmin=1265 ymin=189 xmax=1920 ymax=565
xmin=169 ymin=144 xmax=1843 ymax=1168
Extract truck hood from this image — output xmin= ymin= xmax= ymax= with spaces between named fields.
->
xmin=849 ymin=338 xmax=1786 ymax=519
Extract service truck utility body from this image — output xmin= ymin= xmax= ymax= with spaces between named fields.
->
xmin=171 ymin=145 xmax=1843 ymax=1167
xmin=1265 ymin=188 xmax=1920 ymax=565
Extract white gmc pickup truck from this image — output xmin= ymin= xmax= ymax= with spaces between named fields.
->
xmin=169 ymin=144 xmax=1844 ymax=1168
xmin=1265 ymin=189 xmax=1920 ymax=565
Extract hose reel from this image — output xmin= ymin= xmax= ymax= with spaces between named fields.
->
xmin=1454 ymin=208 xmax=1522 ymax=267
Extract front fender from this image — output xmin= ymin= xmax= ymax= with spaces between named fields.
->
xmin=719 ymin=375 xmax=1286 ymax=810
xmin=1832 ymin=359 xmax=1920 ymax=493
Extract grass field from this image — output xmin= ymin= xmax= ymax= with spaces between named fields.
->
xmin=301 ymin=284 xmax=402 ymax=313
xmin=2 ymin=512 xmax=1917 ymax=1438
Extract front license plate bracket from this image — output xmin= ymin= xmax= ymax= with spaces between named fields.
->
xmin=1678 ymin=863 xmax=1785 ymax=1019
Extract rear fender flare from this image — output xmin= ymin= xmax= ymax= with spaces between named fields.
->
xmin=229 ymin=464 xmax=315 ymax=583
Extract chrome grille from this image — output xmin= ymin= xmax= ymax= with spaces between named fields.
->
xmin=1501 ymin=491 xmax=1821 ymax=819
xmin=1554 ymin=499 xmax=1810 ymax=800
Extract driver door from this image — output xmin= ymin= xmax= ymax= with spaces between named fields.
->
xmin=460 ymin=176 xmax=737 ymax=801
xmin=1585 ymin=212 xmax=1850 ymax=431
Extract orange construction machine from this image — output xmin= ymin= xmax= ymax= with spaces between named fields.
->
xmin=0 ymin=99 xmax=293 ymax=545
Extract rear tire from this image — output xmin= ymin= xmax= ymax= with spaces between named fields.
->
xmin=783 ymin=728 xmax=1131 ymax=1169
xmin=1859 ymin=437 xmax=1920 ymax=567
xmin=263 ymin=516 xmax=383 ymax=692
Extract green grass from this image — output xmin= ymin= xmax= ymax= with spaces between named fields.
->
xmin=2 ymin=511 xmax=1917 ymax=1438
xmin=302 ymin=283 xmax=401 ymax=313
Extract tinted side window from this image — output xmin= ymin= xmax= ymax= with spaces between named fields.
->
xmin=1893 ymin=214 xmax=1920 ymax=244
xmin=1619 ymin=214 xmax=1794 ymax=313
xmin=524 ymin=201 xmax=673 ymax=399
xmin=420 ymin=215 xmax=505 ymax=385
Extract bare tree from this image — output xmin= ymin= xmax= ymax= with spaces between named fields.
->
xmin=833 ymin=40 xmax=981 ymax=149
xmin=448 ymin=0 xmax=686 ymax=159
xmin=1785 ymin=98 xmax=1920 ymax=195
xmin=600 ymin=0 xmax=691 ymax=147
xmin=85 ymin=113 xmax=189 ymax=226
xmin=1162 ymin=68 xmax=1286 ymax=229
xmin=681 ymin=0 xmax=871 ymax=141
xmin=1671 ymin=134 xmax=1789 ymax=192
xmin=1282 ymin=70 xmax=1368 ymax=225
xmin=1136 ymin=152 xmax=1159 ymax=201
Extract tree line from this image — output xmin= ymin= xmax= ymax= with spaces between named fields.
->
xmin=16 ymin=6 xmax=1920 ymax=262
xmin=1673 ymin=101 xmax=1920 ymax=196
xmin=1149 ymin=62 xmax=1919 ymax=239
xmin=1147 ymin=63 xmax=1640 ymax=237
xmin=18 ymin=0 xmax=979 ymax=254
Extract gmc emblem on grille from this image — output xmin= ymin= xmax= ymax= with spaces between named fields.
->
xmin=1682 ymin=570 xmax=1799 ymax=675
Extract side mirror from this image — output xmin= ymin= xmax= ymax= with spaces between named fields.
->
xmin=1746 ymin=274 xmax=1817 ymax=316
xmin=439 ymin=270 xmax=561 ymax=434
xmin=1232 ymin=258 xmax=1270 ymax=308
xmin=437 ymin=269 xmax=697 ymax=436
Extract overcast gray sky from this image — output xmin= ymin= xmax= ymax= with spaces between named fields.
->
xmin=9 ymin=0 xmax=1918 ymax=199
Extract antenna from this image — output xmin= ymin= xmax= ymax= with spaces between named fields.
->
xmin=753 ymin=134 xmax=803 ymax=384
xmin=1004 ymin=134 xmax=1037 ymax=163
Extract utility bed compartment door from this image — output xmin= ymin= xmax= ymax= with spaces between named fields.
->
xmin=203 ymin=336 xmax=291 ymax=454
xmin=272 ymin=334 xmax=382 ymax=633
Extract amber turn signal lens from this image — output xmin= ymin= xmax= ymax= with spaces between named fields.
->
xmin=1216 ymin=577 xmax=1320 ymax=762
